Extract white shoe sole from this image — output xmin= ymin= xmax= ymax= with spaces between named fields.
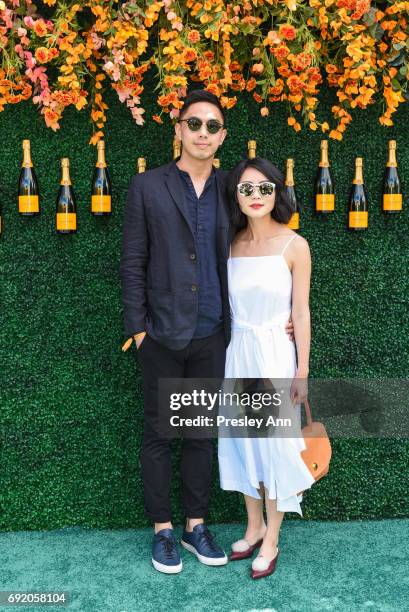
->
xmin=180 ymin=540 xmax=228 ymax=566
xmin=151 ymin=557 xmax=183 ymax=574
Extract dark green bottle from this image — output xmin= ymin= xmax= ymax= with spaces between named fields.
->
xmin=315 ymin=140 xmax=335 ymax=213
xmin=285 ymin=159 xmax=300 ymax=230
xmin=56 ymin=158 xmax=77 ymax=234
xmin=383 ymin=140 xmax=402 ymax=213
xmin=91 ymin=140 xmax=112 ymax=216
xmin=348 ymin=157 xmax=368 ymax=231
xmin=18 ymin=139 xmax=40 ymax=216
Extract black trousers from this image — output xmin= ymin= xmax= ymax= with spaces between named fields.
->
xmin=136 ymin=328 xmax=226 ymax=523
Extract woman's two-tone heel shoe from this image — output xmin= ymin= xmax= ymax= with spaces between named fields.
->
xmin=251 ymin=547 xmax=280 ymax=579
xmin=229 ymin=537 xmax=264 ymax=561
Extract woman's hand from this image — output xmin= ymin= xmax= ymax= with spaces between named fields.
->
xmin=290 ymin=374 xmax=308 ymax=405
xmin=285 ymin=316 xmax=294 ymax=342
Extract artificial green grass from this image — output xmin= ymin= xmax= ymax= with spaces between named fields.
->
xmin=1 ymin=519 xmax=408 ymax=611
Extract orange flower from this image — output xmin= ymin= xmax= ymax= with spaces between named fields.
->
xmin=33 ymin=20 xmax=48 ymax=37
xmin=292 ymin=52 xmax=312 ymax=71
xmin=246 ymin=77 xmax=257 ymax=92
xmin=272 ymin=45 xmax=290 ymax=60
xmin=152 ymin=114 xmax=163 ymax=124
xmin=187 ymin=30 xmax=200 ymax=43
xmin=269 ymin=80 xmax=284 ymax=95
xmin=260 ymin=106 xmax=269 ymax=116
xmin=35 ymin=47 xmax=49 ymax=64
xmin=279 ymin=24 xmax=297 ymax=41
xmin=253 ymin=92 xmax=263 ymax=103
xmin=288 ymin=116 xmax=296 ymax=126
xmin=183 ymin=48 xmax=197 ymax=62
xmin=287 ymin=75 xmax=304 ymax=93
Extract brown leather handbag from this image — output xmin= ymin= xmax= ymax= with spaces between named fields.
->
xmin=300 ymin=398 xmax=332 ymax=482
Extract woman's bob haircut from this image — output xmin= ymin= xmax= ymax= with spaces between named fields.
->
xmin=226 ymin=157 xmax=294 ymax=230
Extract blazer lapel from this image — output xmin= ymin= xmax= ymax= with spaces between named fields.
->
xmin=215 ymin=170 xmax=231 ymax=260
xmin=164 ymin=161 xmax=195 ymax=237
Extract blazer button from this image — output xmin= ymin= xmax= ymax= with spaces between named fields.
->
xmin=190 ymin=253 xmax=196 ymax=260
xmin=191 ymin=284 xmax=197 ymax=292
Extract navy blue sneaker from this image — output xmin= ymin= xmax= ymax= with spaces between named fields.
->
xmin=152 ymin=528 xmax=183 ymax=574
xmin=181 ymin=524 xmax=228 ymax=566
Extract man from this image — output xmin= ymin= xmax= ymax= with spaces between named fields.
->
xmin=119 ymin=89 xmax=293 ymax=573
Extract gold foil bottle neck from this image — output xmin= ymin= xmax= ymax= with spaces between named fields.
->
xmin=386 ymin=140 xmax=397 ymax=168
xmin=22 ymin=139 xmax=33 ymax=168
xmin=248 ymin=140 xmax=257 ymax=159
xmin=96 ymin=140 xmax=107 ymax=168
xmin=319 ymin=140 xmax=329 ymax=167
xmin=353 ymin=157 xmax=364 ymax=185
xmin=60 ymin=158 xmax=71 ymax=185
xmin=286 ymin=158 xmax=295 ymax=186
xmin=137 ymin=157 xmax=146 ymax=173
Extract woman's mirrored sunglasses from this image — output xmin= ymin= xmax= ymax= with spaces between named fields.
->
xmin=178 ymin=116 xmax=224 ymax=134
xmin=237 ymin=181 xmax=276 ymax=197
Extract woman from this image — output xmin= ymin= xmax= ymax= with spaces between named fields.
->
xmin=218 ymin=156 xmax=316 ymax=579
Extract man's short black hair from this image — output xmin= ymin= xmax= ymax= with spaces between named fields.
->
xmin=179 ymin=89 xmax=226 ymax=125
xmin=227 ymin=157 xmax=293 ymax=228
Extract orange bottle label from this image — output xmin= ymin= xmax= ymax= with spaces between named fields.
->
xmin=287 ymin=212 xmax=299 ymax=230
xmin=19 ymin=195 xmax=39 ymax=213
xmin=349 ymin=211 xmax=368 ymax=228
xmin=316 ymin=194 xmax=334 ymax=211
xmin=92 ymin=194 xmax=111 ymax=213
xmin=383 ymin=194 xmax=402 ymax=211
xmin=56 ymin=212 xmax=76 ymax=231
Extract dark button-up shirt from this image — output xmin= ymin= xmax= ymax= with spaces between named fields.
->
xmin=176 ymin=165 xmax=224 ymax=338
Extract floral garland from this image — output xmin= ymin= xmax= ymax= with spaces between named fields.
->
xmin=0 ymin=0 xmax=407 ymax=144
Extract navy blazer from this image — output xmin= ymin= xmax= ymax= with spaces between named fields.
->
xmin=119 ymin=159 xmax=233 ymax=350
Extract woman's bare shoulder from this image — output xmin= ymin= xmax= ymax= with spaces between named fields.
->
xmin=291 ymin=234 xmax=311 ymax=259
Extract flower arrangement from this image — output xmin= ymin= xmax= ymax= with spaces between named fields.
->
xmin=0 ymin=0 xmax=407 ymax=144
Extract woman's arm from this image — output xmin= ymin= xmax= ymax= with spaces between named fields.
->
xmin=289 ymin=237 xmax=312 ymax=378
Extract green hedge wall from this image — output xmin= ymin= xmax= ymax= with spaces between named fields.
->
xmin=1 ymin=72 xmax=408 ymax=530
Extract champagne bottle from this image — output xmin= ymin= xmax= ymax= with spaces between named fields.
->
xmin=348 ymin=157 xmax=368 ymax=231
xmin=248 ymin=140 xmax=256 ymax=159
xmin=56 ymin=158 xmax=77 ymax=234
xmin=213 ymin=158 xmax=220 ymax=169
xmin=315 ymin=140 xmax=335 ymax=213
xmin=18 ymin=139 xmax=40 ymax=215
xmin=137 ymin=157 xmax=146 ymax=173
xmin=91 ymin=140 xmax=112 ymax=216
xmin=173 ymin=136 xmax=181 ymax=160
xmin=383 ymin=140 xmax=402 ymax=213
xmin=285 ymin=159 xmax=300 ymax=230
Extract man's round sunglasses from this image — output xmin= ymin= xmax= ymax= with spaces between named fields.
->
xmin=178 ymin=116 xmax=224 ymax=134
xmin=237 ymin=181 xmax=276 ymax=197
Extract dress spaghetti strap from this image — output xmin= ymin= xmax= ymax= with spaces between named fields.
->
xmin=281 ymin=234 xmax=297 ymax=256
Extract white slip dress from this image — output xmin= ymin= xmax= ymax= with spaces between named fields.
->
xmin=218 ymin=234 xmax=316 ymax=516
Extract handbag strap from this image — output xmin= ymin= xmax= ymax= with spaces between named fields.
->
xmin=304 ymin=398 xmax=313 ymax=426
